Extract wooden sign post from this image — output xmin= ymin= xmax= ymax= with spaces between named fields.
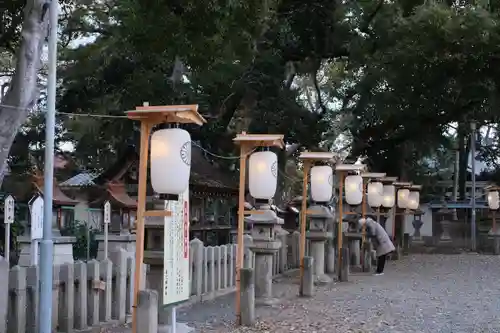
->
xmin=103 ymin=201 xmax=111 ymax=260
xmin=29 ymin=196 xmax=44 ymax=266
xmin=3 ymin=195 xmax=14 ymax=262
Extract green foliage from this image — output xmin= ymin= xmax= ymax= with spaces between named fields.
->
xmin=60 ymin=220 xmax=99 ymax=261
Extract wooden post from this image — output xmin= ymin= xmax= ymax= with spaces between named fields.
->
xmin=493 ymin=210 xmax=497 ymax=234
xmin=361 ymin=178 xmax=367 ymax=243
xmin=235 ymin=144 xmax=248 ymax=325
xmin=337 ymin=171 xmax=344 ymax=265
xmin=299 ymin=161 xmax=310 ymax=296
xmin=131 ymin=121 xmax=151 ymax=333
xmin=392 ymin=201 xmax=397 ymax=243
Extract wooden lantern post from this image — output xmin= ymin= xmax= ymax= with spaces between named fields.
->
xmin=377 ymin=177 xmax=397 ymax=226
xmin=297 ymin=152 xmax=335 ymax=295
xmin=360 ymin=173 xmax=386 ymax=243
xmin=334 ymin=164 xmax=366 ymax=267
xmin=392 ymin=181 xmax=412 ymax=245
xmin=233 ymin=133 xmax=284 ymax=325
xmin=126 ymin=103 xmax=206 ymax=333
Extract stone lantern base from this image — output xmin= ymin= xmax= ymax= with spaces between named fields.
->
xmin=96 ymin=233 xmax=136 ymax=260
xmin=17 ymin=234 xmax=76 ymax=266
xmin=250 ymin=242 xmax=281 ymax=306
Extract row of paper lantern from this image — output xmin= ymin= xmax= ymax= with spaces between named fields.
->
xmin=149 ymin=130 xmax=282 ymax=198
xmin=148 ymin=129 xmax=419 ymax=210
xmin=312 ymin=168 xmax=419 ymax=209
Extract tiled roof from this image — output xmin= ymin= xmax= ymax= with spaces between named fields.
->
xmin=60 ymin=172 xmax=99 ymax=187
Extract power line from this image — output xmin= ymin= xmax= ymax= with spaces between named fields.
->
xmin=1 ymin=103 xmax=304 ymax=181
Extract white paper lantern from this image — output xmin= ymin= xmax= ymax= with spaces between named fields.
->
xmin=382 ymin=185 xmax=395 ymax=208
xmin=150 ymin=128 xmax=191 ymax=194
xmin=310 ymin=166 xmax=333 ymax=202
xmin=397 ymin=189 xmax=410 ymax=209
xmin=249 ymin=151 xmax=278 ymax=199
xmin=345 ymin=175 xmax=363 ymax=205
xmin=488 ymin=191 xmax=499 ymax=210
xmin=367 ymin=182 xmax=383 ymax=207
xmin=407 ymin=191 xmax=420 ymax=210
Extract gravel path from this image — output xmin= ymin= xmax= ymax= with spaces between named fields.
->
xmin=96 ymin=254 xmax=500 ymax=332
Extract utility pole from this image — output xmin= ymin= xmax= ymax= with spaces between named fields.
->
xmin=39 ymin=0 xmax=58 ymax=331
xmin=470 ymin=121 xmax=477 ymax=252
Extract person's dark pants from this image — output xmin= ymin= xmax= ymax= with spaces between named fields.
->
xmin=376 ymin=254 xmax=387 ymax=274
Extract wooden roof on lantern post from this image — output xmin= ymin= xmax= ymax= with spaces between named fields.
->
xmin=233 ymin=133 xmax=285 ymax=149
xmin=126 ymin=103 xmax=207 ymax=125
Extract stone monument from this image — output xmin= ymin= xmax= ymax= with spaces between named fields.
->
xmin=246 ymin=201 xmax=282 ymax=306
xmin=436 ymin=203 xmax=453 ymax=243
xmin=306 ymin=205 xmax=334 ymax=284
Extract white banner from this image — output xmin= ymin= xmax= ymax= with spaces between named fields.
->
xmin=163 ymin=186 xmax=190 ymax=305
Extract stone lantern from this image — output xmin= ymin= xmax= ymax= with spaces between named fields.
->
xmin=411 ymin=208 xmax=424 ymax=244
xmin=436 ymin=202 xmax=453 ymax=243
xmin=306 ymin=205 xmax=334 ymax=284
xmin=245 ymin=201 xmax=282 ymax=305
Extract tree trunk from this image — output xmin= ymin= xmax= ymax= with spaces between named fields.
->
xmin=0 ymin=0 xmax=48 ymax=186
xmin=458 ymin=126 xmax=470 ymax=201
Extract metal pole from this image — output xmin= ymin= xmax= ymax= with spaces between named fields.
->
xmin=470 ymin=121 xmax=477 ymax=252
xmin=39 ymin=0 xmax=58 ymax=331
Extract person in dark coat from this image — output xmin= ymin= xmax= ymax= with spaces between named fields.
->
xmin=358 ymin=217 xmax=395 ymax=275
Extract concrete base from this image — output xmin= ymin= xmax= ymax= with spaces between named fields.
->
xmin=17 ymin=235 xmax=76 ymax=266
xmin=315 ymin=274 xmax=332 ymax=285
xmin=96 ymin=233 xmax=136 ymax=260
xmin=255 ymin=297 xmax=280 ymax=306
xmin=158 ymin=323 xmax=194 ymax=333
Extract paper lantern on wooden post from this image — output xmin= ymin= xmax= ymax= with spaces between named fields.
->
xmin=382 ymin=185 xmax=395 ymax=208
xmin=249 ymin=151 xmax=278 ymax=199
xmin=488 ymin=191 xmax=499 ymax=210
xmin=367 ymin=182 xmax=383 ymax=208
xmin=150 ymin=128 xmax=191 ymax=194
xmin=310 ymin=166 xmax=333 ymax=203
xmin=407 ymin=191 xmax=420 ymax=210
xmin=345 ymin=175 xmax=363 ymax=205
xmin=397 ymin=189 xmax=410 ymax=209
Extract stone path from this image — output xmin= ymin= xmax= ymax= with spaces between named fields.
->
xmin=96 ymin=254 xmax=500 ymax=332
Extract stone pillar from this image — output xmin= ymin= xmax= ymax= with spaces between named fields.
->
xmin=301 ymin=256 xmax=314 ymax=297
xmin=240 ymin=268 xmax=255 ymax=326
xmin=246 ymin=203 xmax=282 ymax=306
xmin=403 ymin=233 xmax=410 ymax=255
xmin=137 ymin=290 xmax=159 ymax=333
xmin=362 ymin=241 xmax=372 ymax=273
xmin=306 ymin=205 xmax=333 ymax=285
xmin=325 ymin=238 xmax=336 ymax=274
xmin=349 ymin=238 xmax=361 ymax=268
xmin=338 ymin=247 xmax=349 ymax=282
